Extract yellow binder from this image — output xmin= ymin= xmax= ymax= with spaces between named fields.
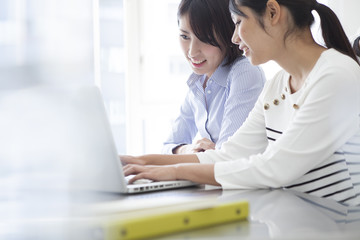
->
xmin=101 ymin=200 xmax=248 ymax=240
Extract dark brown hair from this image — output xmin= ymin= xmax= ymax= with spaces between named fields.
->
xmin=354 ymin=36 xmax=360 ymax=57
xmin=178 ymin=0 xmax=243 ymax=66
xmin=229 ymin=0 xmax=360 ymax=64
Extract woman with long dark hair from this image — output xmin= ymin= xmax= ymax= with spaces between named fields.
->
xmin=162 ymin=0 xmax=265 ymax=154
xmin=122 ymin=0 xmax=360 ymax=206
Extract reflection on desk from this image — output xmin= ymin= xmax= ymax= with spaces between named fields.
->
xmin=154 ymin=188 xmax=360 ymax=240
xmin=1 ymin=186 xmax=359 ymax=240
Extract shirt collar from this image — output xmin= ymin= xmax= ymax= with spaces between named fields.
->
xmin=187 ymin=58 xmax=231 ymax=88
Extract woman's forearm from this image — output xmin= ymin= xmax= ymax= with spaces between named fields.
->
xmin=176 ymin=163 xmax=219 ymax=186
xmin=143 ymin=153 xmax=200 ymax=165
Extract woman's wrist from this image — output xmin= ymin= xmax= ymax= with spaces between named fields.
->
xmin=172 ymin=144 xmax=187 ymax=154
xmin=173 ymin=164 xmax=181 ymax=180
xmin=174 ymin=163 xmax=219 ymax=185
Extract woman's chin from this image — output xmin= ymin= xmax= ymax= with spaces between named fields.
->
xmin=248 ymin=56 xmax=267 ymax=66
xmin=191 ymin=68 xmax=205 ymax=75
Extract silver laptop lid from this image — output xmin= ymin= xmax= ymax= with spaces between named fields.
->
xmin=0 ymin=85 xmax=127 ymax=193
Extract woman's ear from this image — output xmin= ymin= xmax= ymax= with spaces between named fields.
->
xmin=266 ymin=0 xmax=281 ymax=25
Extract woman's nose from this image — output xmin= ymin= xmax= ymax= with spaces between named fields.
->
xmin=231 ymin=29 xmax=240 ymax=45
xmin=188 ymin=39 xmax=201 ymax=58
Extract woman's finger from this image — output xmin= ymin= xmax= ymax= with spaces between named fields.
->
xmin=123 ymin=164 xmax=143 ymax=176
xmin=127 ymin=172 xmax=147 ymax=184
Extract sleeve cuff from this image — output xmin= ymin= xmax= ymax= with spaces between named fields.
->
xmin=162 ymin=143 xmax=186 ymax=154
xmin=196 ymin=151 xmax=216 ymax=164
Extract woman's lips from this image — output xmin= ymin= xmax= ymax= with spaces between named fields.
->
xmin=190 ymin=59 xmax=206 ymax=68
xmin=240 ymin=46 xmax=250 ymax=56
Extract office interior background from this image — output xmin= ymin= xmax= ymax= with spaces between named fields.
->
xmin=0 ymin=0 xmax=359 ymax=157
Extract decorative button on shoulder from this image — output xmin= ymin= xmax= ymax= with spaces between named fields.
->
xmin=273 ymin=99 xmax=279 ymax=105
xmin=264 ymin=103 xmax=270 ymax=110
xmin=293 ymin=104 xmax=299 ymax=109
xmin=281 ymin=94 xmax=286 ymax=100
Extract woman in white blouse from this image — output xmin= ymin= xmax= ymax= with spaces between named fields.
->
xmin=121 ymin=0 xmax=360 ymax=206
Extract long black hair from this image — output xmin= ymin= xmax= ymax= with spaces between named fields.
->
xmin=229 ymin=0 xmax=360 ymax=64
xmin=178 ymin=0 xmax=243 ymax=66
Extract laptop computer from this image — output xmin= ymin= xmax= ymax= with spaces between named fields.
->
xmin=1 ymin=85 xmax=196 ymax=194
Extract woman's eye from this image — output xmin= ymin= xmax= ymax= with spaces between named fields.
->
xmin=180 ymin=34 xmax=189 ymax=40
xmin=235 ymin=21 xmax=241 ymax=26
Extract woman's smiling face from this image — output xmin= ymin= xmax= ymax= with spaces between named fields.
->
xmin=231 ymin=6 xmax=275 ymax=66
xmin=178 ymin=14 xmax=225 ymax=79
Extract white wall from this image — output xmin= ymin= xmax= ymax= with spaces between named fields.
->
xmin=327 ymin=0 xmax=360 ymax=39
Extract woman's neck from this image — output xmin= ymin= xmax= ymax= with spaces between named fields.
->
xmin=275 ymin=30 xmax=326 ymax=93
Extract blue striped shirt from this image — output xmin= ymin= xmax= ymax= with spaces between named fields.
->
xmin=162 ymin=57 xmax=266 ymax=153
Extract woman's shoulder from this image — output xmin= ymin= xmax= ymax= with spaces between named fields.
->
xmin=227 ymin=57 xmax=266 ymax=81
xmin=311 ymin=49 xmax=360 ymax=85
xmin=229 ymin=56 xmax=254 ymax=70
xmin=320 ymin=49 xmax=360 ymax=72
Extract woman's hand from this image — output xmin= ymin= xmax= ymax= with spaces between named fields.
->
xmin=123 ymin=164 xmax=177 ymax=183
xmin=174 ymin=138 xmax=215 ymax=154
xmin=123 ymin=163 xmax=219 ymax=186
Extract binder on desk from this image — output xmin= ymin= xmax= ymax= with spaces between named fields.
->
xmin=100 ymin=200 xmax=249 ymax=240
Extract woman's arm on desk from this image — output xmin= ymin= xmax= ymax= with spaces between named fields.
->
xmin=124 ymin=163 xmax=219 ymax=186
xmin=120 ymin=154 xmax=200 ymax=166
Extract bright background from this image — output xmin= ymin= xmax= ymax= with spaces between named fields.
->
xmin=0 ymin=0 xmax=359 ymax=157
xmin=119 ymin=0 xmax=360 ymax=154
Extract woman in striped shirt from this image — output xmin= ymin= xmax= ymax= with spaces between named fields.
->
xmin=122 ymin=0 xmax=360 ymax=205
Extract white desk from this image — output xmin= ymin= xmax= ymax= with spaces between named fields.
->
xmin=154 ymin=187 xmax=360 ymax=240
xmin=2 ymin=186 xmax=360 ymax=239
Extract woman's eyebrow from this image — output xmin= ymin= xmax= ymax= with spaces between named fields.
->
xmin=179 ymin=28 xmax=190 ymax=34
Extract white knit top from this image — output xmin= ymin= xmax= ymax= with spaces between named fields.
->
xmin=197 ymin=49 xmax=360 ymax=206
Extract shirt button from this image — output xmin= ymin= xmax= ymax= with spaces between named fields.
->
xmin=293 ymin=104 xmax=299 ymax=109
xmin=207 ymin=90 xmax=211 ymax=94
xmin=264 ymin=103 xmax=270 ymax=110
xmin=281 ymin=94 xmax=286 ymax=100
xmin=273 ymin=99 xmax=279 ymax=105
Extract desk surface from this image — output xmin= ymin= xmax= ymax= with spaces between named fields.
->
xmin=84 ymin=186 xmax=360 ymax=240
xmin=158 ymin=187 xmax=360 ymax=240
xmin=2 ymin=186 xmax=360 ymax=239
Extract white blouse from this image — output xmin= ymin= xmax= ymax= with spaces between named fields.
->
xmin=197 ymin=49 xmax=360 ymax=206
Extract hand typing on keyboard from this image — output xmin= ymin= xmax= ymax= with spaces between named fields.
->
xmin=132 ymin=178 xmax=154 ymax=185
xmin=126 ymin=175 xmax=153 ymax=185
